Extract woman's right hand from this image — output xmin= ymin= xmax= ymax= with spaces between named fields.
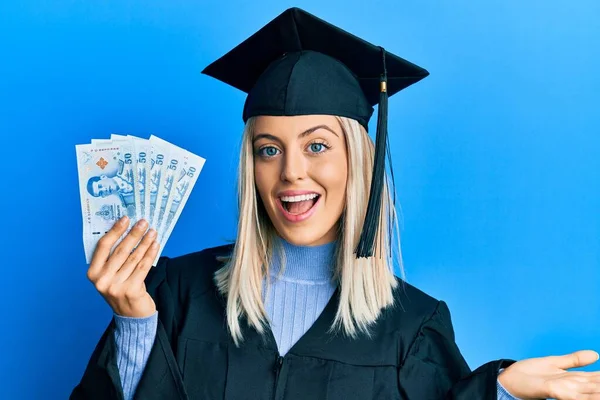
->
xmin=87 ymin=216 xmax=159 ymax=318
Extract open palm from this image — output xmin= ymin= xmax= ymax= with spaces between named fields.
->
xmin=499 ymin=350 xmax=600 ymax=400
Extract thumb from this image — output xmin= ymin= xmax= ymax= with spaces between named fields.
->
xmin=553 ymin=350 xmax=599 ymax=369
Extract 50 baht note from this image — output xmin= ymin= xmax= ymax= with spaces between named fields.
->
xmin=147 ymin=136 xmax=170 ymax=231
xmin=150 ymin=135 xmax=182 ymax=238
xmin=154 ymin=149 xmax=205 ymax=262
xmin=75 ymin=141 xmax=138 ymax=263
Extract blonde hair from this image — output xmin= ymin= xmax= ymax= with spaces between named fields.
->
xmin=214 ymin=115 xmax=404 ymax=344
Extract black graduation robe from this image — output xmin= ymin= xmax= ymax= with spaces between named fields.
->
xmin=70 ymin=244 xmax=516 ymax=400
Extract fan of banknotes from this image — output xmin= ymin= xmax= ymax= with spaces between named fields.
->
xmin=75 ymin=134 xmax=206 ymax=264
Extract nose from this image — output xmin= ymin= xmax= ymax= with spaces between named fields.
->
xmin=280 ymin=148 xmax=307 ymax=183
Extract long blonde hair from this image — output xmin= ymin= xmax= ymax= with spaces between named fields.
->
xmin=214 ymin=115 xmax=404 ymax=344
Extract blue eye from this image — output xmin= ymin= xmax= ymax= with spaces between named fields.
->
xmin=258 ymin=146 xmax=280 ymax=157
xmin=309 ymin=143 xmax=326 ymax=153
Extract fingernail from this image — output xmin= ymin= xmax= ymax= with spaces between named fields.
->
xmin=147 ymin=229 xmax=157 ymax=238
xmin=137 ymin=219 xmax=148 ymax=229
xmin=152 ymin=241 xmax=159 ymax=249
xmin=121 ymin=216 xmax=129 ymax=225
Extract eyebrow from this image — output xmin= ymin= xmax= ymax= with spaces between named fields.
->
xmin=253 ymin=124 xmax=339 ymax=143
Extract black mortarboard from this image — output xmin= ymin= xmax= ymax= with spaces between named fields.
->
xmin=202 ymin=7 xmax=429 ymax=258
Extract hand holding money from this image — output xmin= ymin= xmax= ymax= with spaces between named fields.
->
xmin=86 ymin=216 xmax=158 ymax=318
xmin=75 ymin=134 xmax=206 ymax=265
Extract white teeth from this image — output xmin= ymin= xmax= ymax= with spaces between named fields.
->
xmin=280 ymin=193 xmax=319 ymax=202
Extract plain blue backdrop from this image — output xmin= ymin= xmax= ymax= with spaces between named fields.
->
xmin=0 ymin=1 xmax=598 ymax=398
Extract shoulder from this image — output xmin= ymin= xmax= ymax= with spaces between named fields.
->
xmin=392 ymin=276 xmax=441 ymax=318
xmin=146 ymin=243 xmax=234 ymax=298
xmin=378 ymin=277 xmax=448 ymax=335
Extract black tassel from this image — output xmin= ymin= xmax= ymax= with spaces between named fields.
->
xmin=355 ymin=47 xmax=389 ymax=258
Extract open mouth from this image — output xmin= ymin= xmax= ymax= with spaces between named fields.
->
xmin=278 ymin=193 xmax=321 ymax=219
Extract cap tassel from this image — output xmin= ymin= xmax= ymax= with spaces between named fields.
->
xmin=355 ymin=47 xmax=390 ymax=258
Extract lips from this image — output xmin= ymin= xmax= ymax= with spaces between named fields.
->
xmin=275 ymin=191 xmax=321 ymax=223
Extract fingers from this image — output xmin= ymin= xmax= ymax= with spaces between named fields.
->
xmin=576 ymin=395 xmax=600 ymax=400
xmin=554 ymin=351 xmax=600 ymax=370
xmin=88 ymin=216 xmax=130 ymax=278
xmin=126 ymin=239 xmax=160 ymax=285
xmin=580 ymin=381 xmax=600 ymax=394
xmin=579 ymin=395 xmax=600 ymax=400
xmin=113 ymin=228 xmax=157 ymax=283
xmin=104 ymin=219 xmax=149 ymax=274
xmin=569 ymin=372 xmax=600 ymax=382
xmin=547 ymin=374 xmax=600 ymax=399
xmin=570 ymin=377 xmax=600 ymax=390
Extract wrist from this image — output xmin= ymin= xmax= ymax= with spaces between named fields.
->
xmin=498 ymin=368 xmax=544 ymax=400
xmin=113 ymin=297 xmax=156 ymax=318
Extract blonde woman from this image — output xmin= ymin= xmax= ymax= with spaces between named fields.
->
xmin=71 ymin=8 xmax=600 ymax=400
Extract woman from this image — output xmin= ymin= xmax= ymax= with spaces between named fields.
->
xmin=71 ymin=7 xmax=599 ymax=400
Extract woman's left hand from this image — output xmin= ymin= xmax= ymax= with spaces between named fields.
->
xmin=498 ymin=349 xmax=600 ymax=400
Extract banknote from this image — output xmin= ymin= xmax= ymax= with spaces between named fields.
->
xmin=90 ymin=139 xmax=112 ymax=145
xmin=77 ymin=134 xmax=204 ymax=265
xmin=147 ymin=137 xmax=170 ymax=230
xmin=154 ymin=148 xmax=205 ymax=261
xmin=112 ymin=138 xmax=138 ymax=225
xmin=128 ymin=135 xmax=150 ymax=222
xmin=90 ymin=135 xmax=140 ymax=224
xmin=75 ymin=141 xmax=138 ymax=263
xmin=149 ymin=135 xmax=180 ymax=233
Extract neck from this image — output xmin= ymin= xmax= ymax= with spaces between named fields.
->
xmin=270 ymin=236 xmax=336 ymax=283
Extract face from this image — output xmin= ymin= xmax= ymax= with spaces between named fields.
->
xmin=90 ymin=175 xmax=120 ymax=197
xmin=253 ymin=115 xmax=348 ymax=246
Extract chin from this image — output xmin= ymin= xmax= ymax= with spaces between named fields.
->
xmin=275 ymin=225 xmax=335 ymax=247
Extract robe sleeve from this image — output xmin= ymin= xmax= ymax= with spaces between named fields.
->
xmin=70 ymin=257 xmax=188 ymax=400
xmin=398 ymin=300 xmax=519 ymax=400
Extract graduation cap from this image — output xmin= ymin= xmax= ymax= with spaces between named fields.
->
xmin=202 ymin=7 xmax=429 ymax=258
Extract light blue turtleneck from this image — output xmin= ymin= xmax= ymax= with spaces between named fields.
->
xmin=263 ymin=238 xmax=337 ymax=356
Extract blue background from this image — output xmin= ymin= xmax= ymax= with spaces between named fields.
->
xmin=0 ymin=1 xmax=598 ymax=398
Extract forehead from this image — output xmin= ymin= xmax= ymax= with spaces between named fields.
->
xmin=94 ymin=176 xmax=112 ymax=186
xmin=253 ymin=115 xmax=342 ymax=137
